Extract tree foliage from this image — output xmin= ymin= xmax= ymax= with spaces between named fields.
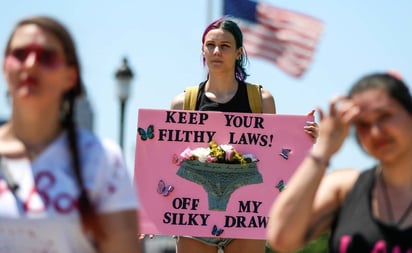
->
xmin=266 ymin=233 xmax=329 ymax=253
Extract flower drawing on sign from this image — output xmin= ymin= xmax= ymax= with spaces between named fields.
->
xmin=175 ymin=141 xmax=263 ymax=211
xmin=176 ymin=140 xmax=258 ymax=165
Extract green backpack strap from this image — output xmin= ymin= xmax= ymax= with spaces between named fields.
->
xmin=246 ymin=83 xmax=263 ymax=113
xmin=183 ymin=86 xmax=199 ymax=110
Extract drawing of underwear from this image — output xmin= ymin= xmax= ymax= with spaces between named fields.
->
xmin=176 ymin=160 xmax=263 ymax=211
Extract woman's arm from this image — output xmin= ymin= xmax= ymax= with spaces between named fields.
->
xmin=170 ymin=92 xmax=185 ymax=110
xmin=267 ymin=158 xmax=359 ymax=252
xmin=98 ymin=209 xmax=141 ymax=253
xmin=267 ymin=96 xmax=361 ymax=252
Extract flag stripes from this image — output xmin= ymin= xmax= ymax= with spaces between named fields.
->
xmin=224 ymin=0 xmax=324 ymax=78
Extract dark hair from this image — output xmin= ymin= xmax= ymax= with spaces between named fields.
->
xmin=201 ymin=17 xmax=249 ymax=82
xmin=348 ymin=73 xmax=412 ymax=115
xmin=5 ymin=16 xmax=103 ymax=238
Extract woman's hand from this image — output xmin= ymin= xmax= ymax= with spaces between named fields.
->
xmin=97 ymin=210 xmax=141 ymax=253
xmin=139 ymin=234 xmax=154 ymax=240
xmin=314 ymin=96 xmax=360 ymax=157
xmin=304 ymin=109 xmax=319 ymax=144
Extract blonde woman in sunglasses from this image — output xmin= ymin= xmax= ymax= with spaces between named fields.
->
xmin=0 ymin=16 xmax=141 ymax=252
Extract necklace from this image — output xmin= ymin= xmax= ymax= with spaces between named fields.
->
xmin=379 ymin=171 xmax=412 ymax=226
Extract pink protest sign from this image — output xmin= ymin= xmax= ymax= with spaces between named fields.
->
xmin=134 ymin=109 xmax=313 ymax=239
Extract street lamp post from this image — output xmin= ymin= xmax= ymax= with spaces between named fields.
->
xmin=115 ymin=57 xmax=134 ymax=151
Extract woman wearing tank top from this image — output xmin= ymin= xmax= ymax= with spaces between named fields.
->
xmin=169 ymin=17 xmax=318 ymax=253
xmin=268 ymin=72 xmax=412 ymax=252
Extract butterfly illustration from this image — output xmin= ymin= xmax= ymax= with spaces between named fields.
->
xmin=157 ymin=179 xmax=174 ymax=196
xmin=279 ymin=148 xmax=292 ymax=160
xmin=276 ymin=180 xmax=286 ymax=192
xmin=138 ymin=124 xmax=154 ymax=141
xmin=211 ymin=225 xmax=224 ymax=236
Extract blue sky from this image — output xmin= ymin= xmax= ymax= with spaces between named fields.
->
xmin=1 ymin=0 xmax=411 ymax=174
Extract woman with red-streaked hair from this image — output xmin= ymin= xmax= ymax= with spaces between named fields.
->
xmin=170 ymin=16 xmax=318 ymax=253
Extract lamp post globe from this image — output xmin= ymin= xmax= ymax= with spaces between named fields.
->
xmin=115 ymin=57 xmax=134 ymax=150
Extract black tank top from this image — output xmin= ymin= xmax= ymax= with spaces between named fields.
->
xmin=195 ymin=81 xmax=252 ymax=112
xmin=329 ymin=167 xmax=412 ymax=252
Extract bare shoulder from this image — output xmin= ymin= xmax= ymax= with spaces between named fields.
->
xmin=323 ymin=168 xmax=360 ymax=200
xmin=170 ymin=92 xmax=185 ymax=110
xmin=325 ymin=168 xmax=360 ymax=185
xmin=260 ymin=87 xmax=276 ymax=113
xmin=260 ymin=87 xmax=273 ymax=99
xmin=313 ymin=169 xmax=360 ymax=223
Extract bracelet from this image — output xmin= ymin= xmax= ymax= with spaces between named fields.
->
xmin=307 ymin=152 xmax=330 ymax=167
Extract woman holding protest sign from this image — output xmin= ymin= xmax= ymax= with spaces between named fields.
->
xmin=267 ymin=72 xmax=412 ymax=252
xmin=170 ymin=16 xmax=318 ymax=253
xmin=0 ymin=16 xmax=140 ymax=252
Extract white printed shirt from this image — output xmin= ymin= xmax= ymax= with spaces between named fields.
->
xmin=0 ymin=130 xmax=138 ymax=253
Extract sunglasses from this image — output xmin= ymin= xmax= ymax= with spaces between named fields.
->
xmin=7 ymin=46 xmax=64 ymax=69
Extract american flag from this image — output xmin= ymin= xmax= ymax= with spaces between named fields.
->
xmin=223 ymin=0 xmax=324 ymax=78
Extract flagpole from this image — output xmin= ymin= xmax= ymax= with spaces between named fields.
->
xmin=206 ymin=0 xmax=214 ymax=25
xmin=204 ymin=0 xmax=215 ymax=79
